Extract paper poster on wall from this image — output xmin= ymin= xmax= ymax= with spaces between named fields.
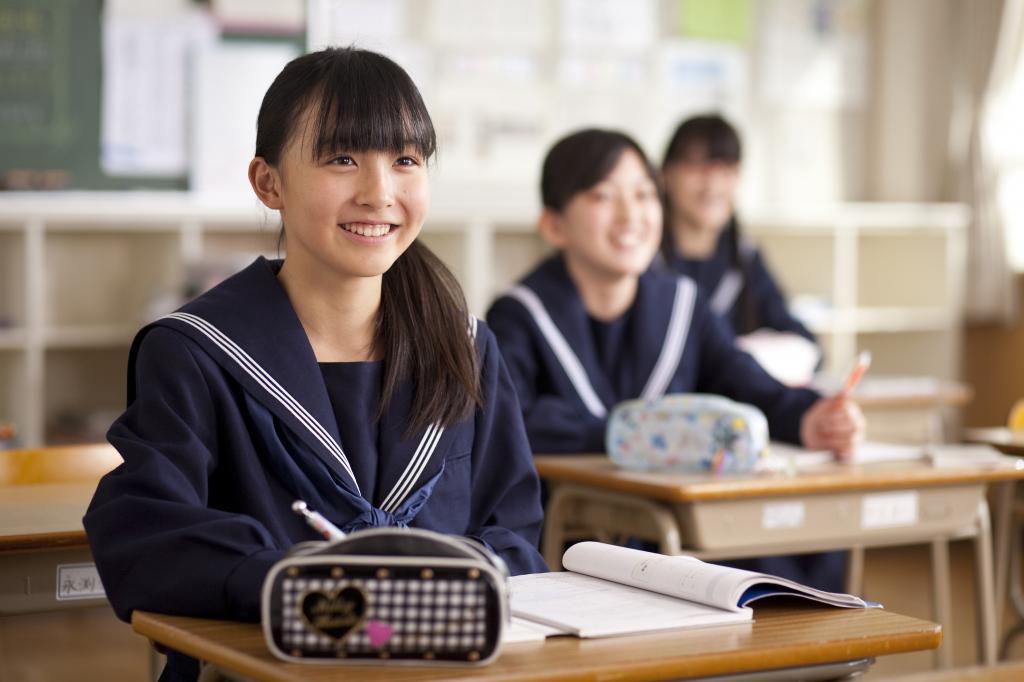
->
xmin=189 ymin=42 xmax=300 ymax=196
xmin=428 ymin=0 xmax=547 ymax=49
xmin=676 ymin=0 xmax=751 ymax=43
xmin=100 ymin=9 xmax=217 ymax=177
xmin=656 ymin=41 xmax=748 ymax=111
xmin=560 ymin=0 xmax=657 ymax=50
xmin=757 ymin=0 xmax=868 ymax=109
xmin=306 ymin=0 xmax=406 ymax=52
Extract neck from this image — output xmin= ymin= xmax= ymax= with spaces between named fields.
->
xmin=278 ymin=257 xmax=381 ymax=362
xmin=671 ymin=213 xmax=722 ymax=260
xmin=563 ymin=254 xmax=638 ymax=322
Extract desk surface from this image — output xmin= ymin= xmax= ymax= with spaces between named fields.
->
xmin=0 ymin=482 xmax=95 ymax=551
xmin=534 ymin=454 xmax=1024 ymax=503
xmin=133 ymin=606 xmax=941 ymax=682
xmin=965 ymin=428 xmax=1024 ymax=456
xmin=850 ymin=378 xmax=972 ymax=409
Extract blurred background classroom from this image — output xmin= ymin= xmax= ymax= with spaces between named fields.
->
xmin=1 ymin=0 xmax=1023 ymax=679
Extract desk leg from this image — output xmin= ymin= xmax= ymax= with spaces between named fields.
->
xmin=544 ymin=484 xmax=569 ymax=570
xmin=974 ymin=499 xmax=998 ymax=665
xmin=931 ymin=537 xmax=953 ymax=669
xmin=993 ymin=481 xmax=1014 ymax=638
xmin=845 ymin=546 xmax=865 ymax=596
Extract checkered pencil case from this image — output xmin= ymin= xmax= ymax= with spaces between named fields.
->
xmin=261 ymin=528 xmax=508 ymax=666
xmin=606 ymin=394 xmax=770 ymax=474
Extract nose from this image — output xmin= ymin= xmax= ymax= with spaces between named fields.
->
xmin=355 ymin=158 xmax=395 ymax=210
xmin=616 ymin=193 xmax=641 ymax=225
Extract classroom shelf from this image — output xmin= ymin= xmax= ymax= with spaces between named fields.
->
xmin=0 ymin=194 xmax=968 ymax=446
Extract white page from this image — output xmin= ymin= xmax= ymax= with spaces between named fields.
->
xmin=503 ymin=617 xmax=564 ymax=644
xmin=510 ymin=572 xmax=750 ymax=638
xmin=767 ymin=441 xmax=927 ymax=469
xmin=562 ymin=543 xmax=872 ymax=611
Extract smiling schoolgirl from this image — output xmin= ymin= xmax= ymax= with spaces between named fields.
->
xmin=486 ymin=129 xmax=863 ymax=591
xmin=85 ymin=47 xmax=546 ymax=681
xmin=487 ymin=128 xmax=863 ymax=457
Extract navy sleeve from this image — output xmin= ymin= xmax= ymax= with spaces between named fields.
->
xmin=83 ymin=327 xmax=285 ymax=622
xmin=693 ymin=303 xmax=820 ymax=444
xmin=486 ymin=297 xmax=606 ymax=454
xmin=747 ymin=249 xmax=817 ymax=343
xmin=466 ymin=324 xmax=548 ymax=574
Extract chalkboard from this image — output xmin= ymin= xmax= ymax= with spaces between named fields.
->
xmin=0 ymin=0 xmax=184 ymax=190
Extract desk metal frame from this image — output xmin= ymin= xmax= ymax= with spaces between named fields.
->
xmin=538 ymin=457 xmax=1022 ymax=670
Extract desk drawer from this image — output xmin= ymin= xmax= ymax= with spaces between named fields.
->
xmin=0 ymin=547 xmax=106 ymax=614
xmin=675 ymin=484 xmax=985 ymax=550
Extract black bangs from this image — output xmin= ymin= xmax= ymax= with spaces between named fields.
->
xmin=254 ymin=47 xmax=435 ymax=166
xmin=308 ymin=50 xmax=436 ymax=162
xmin=663 ymin=114 xmax=741 ymax=166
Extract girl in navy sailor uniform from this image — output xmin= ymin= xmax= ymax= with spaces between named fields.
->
xmin=485 ymin=128 xmax=863 ymax=592
xmin=660 ymin=115 xmax=820 ymax=385
xmin=85 ymin=48 xmax=546 ymax=682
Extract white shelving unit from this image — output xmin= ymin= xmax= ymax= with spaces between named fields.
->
xmin=0 ymin=192 xmax=967 ymax=447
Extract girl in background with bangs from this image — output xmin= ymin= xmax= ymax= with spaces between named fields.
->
xmin=487 ymin=128 xmax=862 ymax=593
xmin=661 ymin=115 xmax=821 ymax=386
xmin=86 ymin=47 xmax=546 ymax=681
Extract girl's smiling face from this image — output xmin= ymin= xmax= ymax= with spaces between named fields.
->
xmin=541 ymin=148 xmax=662 ymax=281
xmin=251 ymin=107 xmax=430 ymax=282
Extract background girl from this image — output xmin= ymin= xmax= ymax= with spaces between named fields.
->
xmin=661 ymin=115 xmax=820 ymax=385
xmin=486 ymin=128 xmax=862 ymax=590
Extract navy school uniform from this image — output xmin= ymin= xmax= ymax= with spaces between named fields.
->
xmin=662 ymin=219 xmax=816 ymax=342
xmin=485 ymin=254 xmax=844 ymax=594
xmin=84 ymin=257 xmax=546 ymax=681
xmin=486 ymin=254 xmax=819 ymax=455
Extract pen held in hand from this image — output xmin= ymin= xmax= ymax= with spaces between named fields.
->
xmin=838 ymin=351 xmax=872 ymax=398
xmin=291 ymin=500 xmax=346 ymax=541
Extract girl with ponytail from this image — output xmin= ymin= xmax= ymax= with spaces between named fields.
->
xmin=661 ymin=115 xmax=820 ymax=385
xmin=86 ymin=47 xmax=546 ymax=681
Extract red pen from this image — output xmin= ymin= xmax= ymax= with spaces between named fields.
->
xmin=839 ymin=351 xmax=871 ymax=398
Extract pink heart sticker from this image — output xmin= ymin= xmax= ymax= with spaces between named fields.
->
xmin=366 ymin=620 xmax=394 ymax=648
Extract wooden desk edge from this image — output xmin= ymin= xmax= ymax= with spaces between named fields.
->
xmin=132 ymin=609 xmax=942 ymax=682
xmin=0 ymin=530 xmax=89 ymax=552
xmin=534 ymin=456 xmax=1024 ymax=503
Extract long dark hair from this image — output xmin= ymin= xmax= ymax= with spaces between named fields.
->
xmin=255 ymin=47 xmax=481 ymax=433
xmin=662 ymin=114 xmax=756 ymax=333
xmin=541 ymin=128 xmax=658 ymax=211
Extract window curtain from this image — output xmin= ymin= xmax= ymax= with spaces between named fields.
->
xmin=949 ymin=0 xmax=1023 ymax=323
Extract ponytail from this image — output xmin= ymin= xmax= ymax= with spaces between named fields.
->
xmin=377 ymin=241 xmax=482 ymax=435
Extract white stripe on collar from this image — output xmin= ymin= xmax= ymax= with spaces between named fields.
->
xmin=507 ymin=285 xmax=608 ymax=419
xmin=163 ymin=312 xmax=360 ymax=494
xmin=380 ymin=422 xmax=445 ymax=513
xmin=640 ymin=277 xmax=697 ymax=400
xmin=710 ymin=269 xmax=743 ymax=315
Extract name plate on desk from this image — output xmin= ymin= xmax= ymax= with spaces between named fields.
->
xmin=762 ymin=501 xmax=806 ymax=530
xmin=861 ymin=492 xmax=919 ymax=529
xmin=56 ymin=563 xmax=106 ymax=600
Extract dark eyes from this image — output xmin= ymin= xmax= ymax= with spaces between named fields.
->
xmin=326 ymin=154 xmax=420 ymax=167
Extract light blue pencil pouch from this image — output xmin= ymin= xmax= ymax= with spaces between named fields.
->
xmin=606 ymin=394 xmax=769 ymax=474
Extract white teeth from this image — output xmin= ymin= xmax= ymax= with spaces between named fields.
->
xmin=342 ymin=223 xmax=392 ymax=237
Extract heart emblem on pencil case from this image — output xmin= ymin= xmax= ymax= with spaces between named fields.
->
xmin=299 ymin=586 xmax=367 ymax=641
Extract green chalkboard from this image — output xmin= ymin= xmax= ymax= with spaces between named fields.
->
xmin=0 ymin=0 xmax=184 ymax=190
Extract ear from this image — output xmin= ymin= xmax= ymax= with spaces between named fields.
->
xmin=249 ymin=157 xmax=283 ymax=210
xmin=537 ymin=208 xmax=569 ymax=249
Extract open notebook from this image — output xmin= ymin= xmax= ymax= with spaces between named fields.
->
xmin=765 ymin=441 xmax=1007 ymax=470
xmin=509 ymin=542 xmax=877 ymax=638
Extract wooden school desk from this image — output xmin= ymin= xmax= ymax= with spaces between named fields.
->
xmin=0 ymin=444 xmax=120 ymax=615
xmin=132 ymin=605 xmax=941 ymax=682
xmin=536 ymin=452 xmax=1024 ymax=669
xmin=847 ymin=377 xmax=972 ymax=443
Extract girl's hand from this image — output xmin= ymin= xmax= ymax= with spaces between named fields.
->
xmin=799 ymin=395 xmax=866 ymax=460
